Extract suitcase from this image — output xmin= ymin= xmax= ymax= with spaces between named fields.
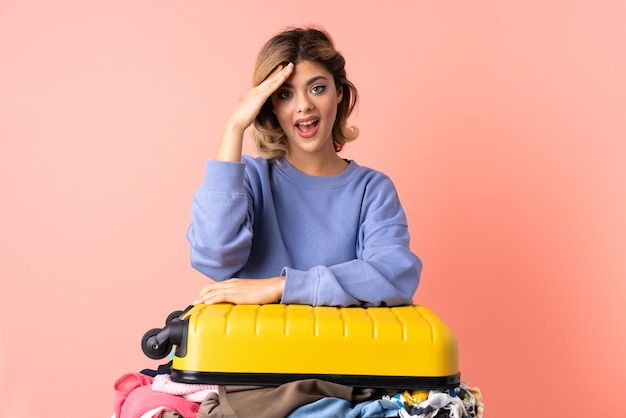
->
xmin=142 ymin=304 xmax=460 ymax=389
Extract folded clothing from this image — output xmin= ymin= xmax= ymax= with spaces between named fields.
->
xmin=113 ymin=372 xmax=200 ymax=418
xmin=152 ymin=373 xmax=218 ymax=402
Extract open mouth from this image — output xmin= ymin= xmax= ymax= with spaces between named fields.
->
xmin=295 ymin=119 xmax=319 ymax=137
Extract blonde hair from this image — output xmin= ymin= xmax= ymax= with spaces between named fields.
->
xmin=251 ymin=27 xmax=359 ymax=160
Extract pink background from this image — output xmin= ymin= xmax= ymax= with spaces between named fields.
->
xmin=1 ymin=1 xmax=625 ymax=416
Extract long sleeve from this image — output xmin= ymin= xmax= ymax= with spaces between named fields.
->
xmin=280 ymin=174 xmax=421 ymax=307
xmin=186 ymin=160 xmax=253 ymax=281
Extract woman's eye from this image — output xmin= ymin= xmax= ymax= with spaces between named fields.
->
xmin=277 ymin=91 xmax=292 ymax=100
xmin=311 ymin=85 xmax=326 ymax=94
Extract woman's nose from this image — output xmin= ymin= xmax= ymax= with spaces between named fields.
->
xmin=297 ymin=95 xmax=314 ymax=113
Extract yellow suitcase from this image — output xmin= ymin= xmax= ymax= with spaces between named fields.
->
xmin=142 ymin=304 xmax=460 ymax=389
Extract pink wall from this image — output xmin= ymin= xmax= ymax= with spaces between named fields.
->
xmin=1 ymin=1 xmax=625 ymax=416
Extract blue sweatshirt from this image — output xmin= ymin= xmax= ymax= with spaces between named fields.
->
xmin=187 ymin=155 xmax=421 ymax=307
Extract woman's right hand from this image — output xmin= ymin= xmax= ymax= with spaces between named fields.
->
xmin=215 ymin=63 xmax=294 ymax=162
xmin=227 ymin=62 xmax=294 ymax=132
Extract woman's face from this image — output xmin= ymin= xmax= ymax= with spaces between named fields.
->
xmin=271 ymin=60 xmax=343 ymax=160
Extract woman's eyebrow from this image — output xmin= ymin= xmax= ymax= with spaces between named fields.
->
xmin=281 ymin=75 xmax=329 ymax=89
xmin=307 ymin=75 xmax=329 ymax=85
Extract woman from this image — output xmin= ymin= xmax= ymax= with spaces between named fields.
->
xmin=188 ymin=27 xmax=421 ymax=307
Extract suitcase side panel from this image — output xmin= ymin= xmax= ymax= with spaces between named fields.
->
xmin=172 ymin=304 xmax=459 ymax=382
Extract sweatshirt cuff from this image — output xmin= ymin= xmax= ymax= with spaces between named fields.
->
xmin=281 ymin=267 xmax=319 ymax=305
xmin=200 ymin=160 xmax=246 ymax=192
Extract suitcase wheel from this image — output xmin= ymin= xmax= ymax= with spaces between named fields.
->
xmin=141 ymin=327 xmax=173 ymax=360
xmin=165 ymin=310 xmax=185 ymax=326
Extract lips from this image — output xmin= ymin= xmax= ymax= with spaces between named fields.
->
xmin=295 ymin=117 xmax=320 ymax=138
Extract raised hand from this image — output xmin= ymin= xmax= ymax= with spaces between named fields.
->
xmin=216 ymin=63 xmax=294 ymax=162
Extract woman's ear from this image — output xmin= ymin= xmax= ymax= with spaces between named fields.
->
xmin=337 ymin=87 xmax=343 ymax=104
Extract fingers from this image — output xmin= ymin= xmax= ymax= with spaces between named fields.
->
xmin=261 ymin=62 xmax=294 ymax=93
xmin=193 ymin=277 xmax=285 ymax=306
xmin=226 ymin=63 xmax=293 ymax=133
xmin=194 ymin=279 xmax=238 ymax=305
xmin=193 ymin=288 xmax=233 ymax=305
xmin=194 ymin=280 xmax=219 ymax=304
xmin=246 ymin=62 xmax=294 ymax=107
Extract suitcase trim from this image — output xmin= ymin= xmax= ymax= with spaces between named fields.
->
xmin=171 ymin=369 xmax=461 ymax=389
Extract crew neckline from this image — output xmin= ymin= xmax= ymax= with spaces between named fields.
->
xmin=274 ymin=157 xmax=359 ymax=189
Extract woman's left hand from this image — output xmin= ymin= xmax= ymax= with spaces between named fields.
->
xmin=193 ymin=276 xmax=286 ymax=305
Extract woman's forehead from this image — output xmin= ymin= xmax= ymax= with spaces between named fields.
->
xmin=284 ymin=60 xmax=334 ymax=85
